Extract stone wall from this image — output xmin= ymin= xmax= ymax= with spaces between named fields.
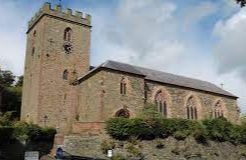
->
xmin=146 ymin=81 xmax=240 ymax=123
xmin=75 ymin=69 xmax=240 ymax=131
xmin=77 ymin=70 xmax=145 ymax=124
xmin=62 ymin=135 xmax=246 ymax=160
xmin=21 ymin=3 xmax=91 ymax=133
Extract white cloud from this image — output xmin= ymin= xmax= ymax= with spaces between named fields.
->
xmin=0 ymin=0 xmax=245 ymax=112
xmin=214 ymin=9 xmax=246 ymax=75
xmin=182 ymin=1 xmax=217 ymax=28
xmin=213 ymin=8 xmax=246 ymax=112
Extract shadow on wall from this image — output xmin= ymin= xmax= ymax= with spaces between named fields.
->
xmin=0 ymin=139 xmax=54 ymax=160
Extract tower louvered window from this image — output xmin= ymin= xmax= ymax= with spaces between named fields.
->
xmin=63 ymin=70 xmax=68 ymax=80
xmin=64 ymin=27 xmax=72 ymax=42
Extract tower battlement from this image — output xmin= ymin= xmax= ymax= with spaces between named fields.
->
xmin=27 ymin=2 xmax=91 ymax=33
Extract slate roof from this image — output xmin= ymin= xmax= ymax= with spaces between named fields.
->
xmin=78 ymin=60 xmax=237 ymax=98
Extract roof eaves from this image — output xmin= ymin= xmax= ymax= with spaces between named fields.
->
xmin=144 ymin=78 xmax=238 ymax=99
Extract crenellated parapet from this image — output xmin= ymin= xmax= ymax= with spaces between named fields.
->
xmin=27 ymin=2 xmax=91 ymax=33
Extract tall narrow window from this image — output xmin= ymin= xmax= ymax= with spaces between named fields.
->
xmin=32 ymin=47 xmax=35 ymax=56
xmin=64 ymin=27 xmax=72 ymax=42
xmin=33 ymin=30 xmax=37 ymax=37
xmin=186 ymin=96 xmax=198 ymax=120
xmin=120 ymin=78 xmax=127 ymax=95
xmin=63 ymin=70 xmax=68 ymax=80
xmin=155 ymin=90 xmax=168 ymax=117
xmin=213 ymin=100 xmax=224 ymax=118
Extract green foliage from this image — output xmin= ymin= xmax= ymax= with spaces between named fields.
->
xmin=2 ymin=87 xmax=22 ymax=116
xmin=125 ymin=143 xmax=142 ymax=157
xmin=239 ymin=123 xmax=246 ymax=144
xmin=0 ymin=68 xmax=22 ymax=117
xmin=106 ymin=116 xmax=246 ymax=144
xmin=202 ymin=117 xmax=235 ymax=142
xmin=100 ymin=139 xmax=115 ymax=154
xmin=15 ymin=76 xmax=23 ymax=87
xmin=240 ymin=113 xmax=246 ymax=125
xmin=105 ymin=118 xmax=131 ymax=140
xmin=0 ymin=69 xmax=15 ymax=87
xmin=40 ymin=127 xmax=57 ymax=141
xmin=0 ymin=112 xmax=15 ymax=126
xmin=138 ymin=103 xmax=162 ymax=120
xmin=111 ymin=154 xmax=126 ymax=160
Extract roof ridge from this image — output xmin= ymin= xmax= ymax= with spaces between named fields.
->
xmin=77 ymin=60 xmax=237 ymax=98
xmin=105 ymin=60 xmax=218 ymax=86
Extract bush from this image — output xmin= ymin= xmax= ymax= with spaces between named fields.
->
xmin=13 ymin=121 xmax=56 ymax=142
xmin=105 ymin=118 xmax=131 ymax=140
xmin=112 ymin=154 xmax=126 ymax=160
xmin=202 ymin=117 xmax=236 ymax=142
xmin=106 ymin=116 xmax=246 ymax=144
xmin=100 ymin=139 xmax=115 ymax=154
xmin=13 ymin=121 xmax=29 ymax=141
xmin=0 ymin=126 xmax=14 ymax=143
xmin=0 ymin=112 xmax=15 ymax=126
xmin=40 ymin=127 xmax=57 ymax=141
xmin=125 ymin=143 xmax=142 ymax=157
xmin=239 ymin=123 xmax=246 ymax=144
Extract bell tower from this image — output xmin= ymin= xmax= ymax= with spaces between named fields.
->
xmin=21 ymin=3 xmax=91 ymax=133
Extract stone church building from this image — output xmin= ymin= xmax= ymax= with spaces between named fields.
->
xmin=21 ymin=3 xmax=240 ymax=134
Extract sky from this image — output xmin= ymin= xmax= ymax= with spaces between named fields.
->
xmin=0 ymin=0 xmax=246 ymax=112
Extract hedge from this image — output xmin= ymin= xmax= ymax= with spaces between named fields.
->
xmin=106 ymin=117 xmax=246 ymax=144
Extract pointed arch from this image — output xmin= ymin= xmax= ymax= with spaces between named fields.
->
xmin=213 ymin=99 xmax=227 ymax=118
xmin=120 ymin=77 xmax=127 ymax=95
xmin=184 ymin=94 xmax=201 ymax=120
xmin=152 ymin=87 xmax=172 ymax=118
xmin=115 ymin=108 xmax=130 ymax=118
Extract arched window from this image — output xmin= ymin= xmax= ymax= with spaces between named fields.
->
xmin=213 ymin=100 xmax=224 ymax=118
xmin=155 ymin=90 xmax=168 ymax=117
xmin=63 ymin=70 xmax=68 ymax=80
xmin=120 ymin=78 xmax=127 ymax=95
xmin=186 ymin=96 xmax=198 ymax=120
xmin=115 ymin=108 xmax=130 ymax=118
xmin=64 ymin=27 xmax=72 ymax=42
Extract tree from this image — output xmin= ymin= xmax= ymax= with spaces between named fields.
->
xmin=0 ymin=68 xmax=22 ymax=118
xmin=241 ymin=113 xmax=246 ymax=125
xmin=236 ymin=0 xmax=246 ymax=7
xmin=0 ymin=70 xmax=15 ymax=87
xmin=15 ymin=76 xmax=23 ymax=87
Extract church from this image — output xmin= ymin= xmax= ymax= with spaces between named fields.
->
xmin=21 ymin=3 xmax=240 ymax=134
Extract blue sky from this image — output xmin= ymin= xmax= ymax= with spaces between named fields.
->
xmin=0 ymin=0 xmax=246 ymax=112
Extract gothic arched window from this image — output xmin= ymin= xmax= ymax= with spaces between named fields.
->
xmin=64 ymin=27 xmax=72 ymax=42
xmin=186 ymin=96 xmax=198 ymax=120
xmin=63 ymin=70 xmax=68 ymax=80
xmin=115 ymin=108 xmax=130 ymax=118
xmin=213 ymin=100 xmax=224 ymax=118
xmin=120 ymin=77 xmax=127 ymax=95
xmin=155 ymin=91 xmax=168 ymax=117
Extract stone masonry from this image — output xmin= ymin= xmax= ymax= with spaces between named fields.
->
xmin=21 ymin=3 xmax=240 ymax=136
xmin=21 ymin=3 xmax=91 ymax=133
